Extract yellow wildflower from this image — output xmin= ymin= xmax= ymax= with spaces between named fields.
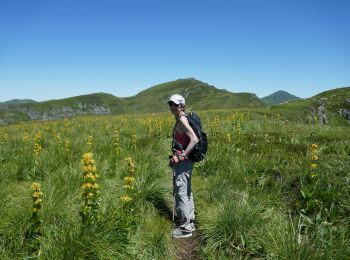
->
xmin=31 ymin=183 xmax=41 ymax=190
xmin=124 ymin=185 xmax=134 ymax=190
xmin=83 ymin=153 xmax=94 ymax=163
xmin=124 ymin=176 xmax=135 ymax=185
xmin=121 ymin=195 xmax=132 ymax=202
xmin=81 ymin=183 xmax=92 ymax=189
xmin=64 ymin=140 xmax=70 ymax=152
xmin=32 ymin=191 xmax=43 ymax=198
xmin=84 ymin=173 xmax=96 ymax=181
xmin=87 ymin=135 xmax=93 ymax=145
xmin=82 ymin=165 xmax=97 ymax=173
xmin=131 ymin=134 xmax=137 ymax=149
xmin=125 ymin=157 xmax=136 ymax=175
xmin=34 ymin=198 xmax=42 ymax=204
xmin=22 ymin=134 xmax=30 ymax=142
xmin=310 ymin=163 xmax=317 ymax=169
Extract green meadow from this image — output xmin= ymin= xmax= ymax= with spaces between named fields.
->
xmin=0 ymin=108 xmax=349 ymax=259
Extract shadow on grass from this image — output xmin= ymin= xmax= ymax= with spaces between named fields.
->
xmin=146 ymin=195 xmax=175 ymax=223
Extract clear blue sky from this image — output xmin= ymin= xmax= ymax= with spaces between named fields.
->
xmin=1 ymin=0 xmax=349 ymax=102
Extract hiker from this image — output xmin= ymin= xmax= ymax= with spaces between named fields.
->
xmin=168 ymin=94 xmax=199 ymax=238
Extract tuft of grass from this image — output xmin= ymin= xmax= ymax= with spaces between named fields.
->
xmin=199 ymin=198 xmax=266 ymax=258
xmin=130 ymin=216 xmax=174 ymax=259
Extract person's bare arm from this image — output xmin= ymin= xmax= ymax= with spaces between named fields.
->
xmin=178 ymin=116 xmax=199 ymax=157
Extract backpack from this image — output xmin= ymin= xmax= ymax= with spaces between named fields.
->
xmin=173 ymin=111 xmax=208 ymax=162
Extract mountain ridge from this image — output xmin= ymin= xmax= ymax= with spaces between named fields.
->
xmin=1 ymin=79 xmax=349 ymax=125
xmin=0 ymin=78 xmax=264 ymax=124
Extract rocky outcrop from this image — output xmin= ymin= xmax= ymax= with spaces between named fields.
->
xmin=2 ymin=104 xmax=111 ymax=122
xmin=0 ymin=118 xmax=7 ymax=126
xmin=339 ymin=109 xmax=350 ymax=122
xmin=312 ymin=98 xmax=327 ymax=124
xmin=37 ymin=105 xmax=110 ymax=120
xmin=317 ymin=99 xmax=327 ymax=124
xmin=0 ymin=118 xmax=15 ymax=126
xmin=338 ymin=98 xmax=350 ymax=123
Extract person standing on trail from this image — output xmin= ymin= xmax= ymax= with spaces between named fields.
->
xmin=168 ymin=94 xmax=199 ymax=238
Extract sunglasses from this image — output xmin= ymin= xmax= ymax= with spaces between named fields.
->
xmin=168 ymin=101 xmax=179 ymax=107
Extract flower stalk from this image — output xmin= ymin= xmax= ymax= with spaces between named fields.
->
xmin=30 ymin=182 xmax=43 ymax=235
xmin=121 ymin=157 xmax=136 ymax=204
xmin=80 ymin=153 xmax=100 ymax=225
xmin=310 ymin=143 xmax=318 ymax=178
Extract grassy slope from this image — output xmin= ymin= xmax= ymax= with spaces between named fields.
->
xmin=1 ymin=78 xmax=265 ymax=122
xmin=0 ymin=93 xmax=126 ymax=123
xmin=121 ymin=78 xmax=265 ymax=113
xmin=312 ymin=86 xmax=350 ymax=112
xmin=19 ymin=93 xmax=125 ymax=113
xmin=193 ymin=110 xmax=350 ymax=259
xmin=268 ymin=86 xmax=350 ymax=125
xmin=0 ymin=111 xmax=32 ymax=122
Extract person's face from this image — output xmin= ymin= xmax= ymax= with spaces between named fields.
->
xmin=168 ymin=101 xmax=181 ymax=116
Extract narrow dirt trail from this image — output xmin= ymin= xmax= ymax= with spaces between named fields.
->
xmin=173 ymin=231 xmax=199 ymax=260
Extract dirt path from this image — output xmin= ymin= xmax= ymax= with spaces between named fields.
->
xmin=173 ymin=229 xmax=199 ymax=260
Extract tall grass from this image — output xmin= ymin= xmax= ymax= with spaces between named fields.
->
xmin=0 ymin=114 xmax=175 ymax=259
xmin=0 ymin=110 xmax=349 ymax=259
xmin=194 ymin=111 xmax=350 ymax=259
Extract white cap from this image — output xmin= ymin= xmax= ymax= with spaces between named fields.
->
xmin=168 ymin=94 xmax=185 ymax=105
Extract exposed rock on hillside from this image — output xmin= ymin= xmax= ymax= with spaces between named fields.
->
xmin=23 ymin=105 xmax=111 ymax=120
xmin=0 ymin=117 xmax=15 ymax=126
xmin=316 ymin=98 xmax=327 ymax=124
xmin=311 ymin=98 xmax=327 ymax=124
xmin=0 ymin=104 xmax=111 ymax=123
xmin=339 ymin=109 xmax=350 ymax=122
xmin=338 ymin=98 xmax=350 ymax=123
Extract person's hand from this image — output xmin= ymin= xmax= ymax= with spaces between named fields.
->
xmin=168 ymin=150 xmax=187 ymax=167
xmin=170 ymin=154 xmax=179 ymax=166
xmin=176 ymin=150 xmax=187 ymax=162
xmin=178 ymin=153 xmax=186 ymax=162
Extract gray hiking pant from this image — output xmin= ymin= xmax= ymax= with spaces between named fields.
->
xmin=173 ymin=160 xmax=195 ymax=230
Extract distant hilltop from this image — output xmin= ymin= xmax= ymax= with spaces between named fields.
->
xmin=1 ymin=99 xmax=37 ymax=105
xmin=261 ymin=90 xmax=301 ymax=105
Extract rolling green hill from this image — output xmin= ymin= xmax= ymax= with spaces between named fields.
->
xmin=0 ymin=99 xmax=37 ymax=106
xmin=18 ymin=92 xmax=125 ymax=113
xmin=123 ymin=78 xmax=264 ymax=113
xmin=0 ymin=93 xmax=125 ymax=124
xmin=261 ymin=90 xmax=301 ymax=105
xmin=0 ymin=78 xmax=264 ymax=124
xmin=1 ymin=80 xmax=349 ymax=125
